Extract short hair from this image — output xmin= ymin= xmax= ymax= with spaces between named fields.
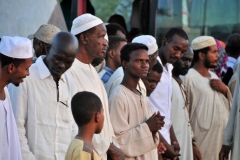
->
xmin=226 ymin=33 xmax=240 ymax=56
xmin=120 ymin=43 xmax=148 ymax=63
xmin=193 ymin=47 xmax=210 ymax=63
xmin=71 ymin=91 xmax=102 ymax=127
xmin=0 ymin=53 xmax=25 ymax=68
xmin=105 ymin=36 xmax=127 ymax=60
xmin=106 ymin=23 xmax=126 ymax=36
xmin=164 ymin=28 xmax=188 ymax=42
xmin=151 ymin=61 xmax=163 ymax=74
xmin=75 ymin=27 xmax=96 ymax=40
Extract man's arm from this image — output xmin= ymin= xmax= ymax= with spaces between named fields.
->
xmin=8 ymin=83 xmax=36 ymax=159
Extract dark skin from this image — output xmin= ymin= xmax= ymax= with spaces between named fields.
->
xmin=33 ymin=38 xmax=50 ymax=58
xmin=172 ymin=48 xmax=202 ymax=160
xmin=0 ymin=58 xmax=32 ymax=100
xmin=219 ymin=145 xmax=231 ymax=160
xmin=193 ymin=45 xmax=228 ymax=97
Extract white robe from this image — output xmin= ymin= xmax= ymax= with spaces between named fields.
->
xmin=171 ymin=78 xmax=193 ymax=160
xmin=223 ymin=64 xmax=240 ymax=160
xmin=109 ymin=85 xmax=159 ymax=160
xmin=183 ymin=68 xmax=232 ymax=160
xmin=0 ymin=87 xmax=22 ymax=160
xmin=105 ymin=67 xmax=146 ymax=97
xmin=67 ymin=59 xmax=115 ymax=160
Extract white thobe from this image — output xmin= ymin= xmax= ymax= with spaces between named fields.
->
xmin=183 ymin=68 xmax=232 ymax=160
xmin=0 ymin=87 xmax=22 ymax=160
xmin=171 ymin=78 xmax=193 ymax=160
xmin=223 ymin=64 xmax=240 ymax=160
xmin=67 ymin=59 xmax=115 ymax=160
xmin=105 ymin=67 xmax=146 ymax=97
xmin=109 ymin=85 xmax=159 ymax=160
xmin=148 ymin=57 xmax=173 ymax=144
xmin=8 ymin=56 xmax=78 ymax=160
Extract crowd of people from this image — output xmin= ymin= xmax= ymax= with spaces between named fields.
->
xmin=1 ymin=13 xmax=240 ymax=160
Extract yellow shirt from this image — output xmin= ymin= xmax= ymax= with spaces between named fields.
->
xmin=65 ymin=139 xmax=100 ymax=160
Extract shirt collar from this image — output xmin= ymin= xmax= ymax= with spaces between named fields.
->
xmin=103 ymin=66 xmax=114 ymax=74
xmin=35 ymin=56 xmax=66 ymax=82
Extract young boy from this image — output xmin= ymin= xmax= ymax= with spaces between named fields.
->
xmin=65 ymin=91 xmax=104 ymax=160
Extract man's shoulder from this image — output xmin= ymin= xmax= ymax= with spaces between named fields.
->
xmin=109 ymin=85 xmax=127 ymax=101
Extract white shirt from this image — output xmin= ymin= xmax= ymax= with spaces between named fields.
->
xmin=148 ymin=57 xmax=173 ymax=144
xmin=226 ymin=56 xmax=237 ymax=70
xmin=0 ymin=87 xmax=22 ymax=160
xmin=8 ymin=56 xmax=78 ymax=160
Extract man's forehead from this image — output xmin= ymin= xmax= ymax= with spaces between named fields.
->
xmin=170 ymin=34 xmax=189 ymax=44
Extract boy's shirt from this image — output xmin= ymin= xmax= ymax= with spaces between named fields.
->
xmin=65 ymin=138 xmax=100 ymax=160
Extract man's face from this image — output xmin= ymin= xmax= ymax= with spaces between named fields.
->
xmin=124 ymin=49 xmax=149 ymax=78
xmin=142 ymin=71 xmax=161 ymax=96
xmin=203 ymin=45 xmax=219 ymax=68
xmin=86 ymin=24 xmax=108 ymax=60
xmin=162 ymin=34 xmax=189 ymax=64
xmin=33 ymin=38 xmax=50 ymax=58
xmin=46 ymin=47 xmax=76 ymax=79
xmin=113 ymin=41 xmax=127 ymax=68
xmin=173 ymin=48 xmax=193 ymax=75
xmin=149 ymin=50 xmax=158 ymax=71
xmin=11 ymin=58 xmax=33 ymax=86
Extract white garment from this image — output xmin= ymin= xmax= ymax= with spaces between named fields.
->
xmin=148 ymin=57 xmax=173 ymax=144
xmin=8 ymin=56 xmax=78 ymax=160
xmin=0 ymin=87 xmax=22 ymax=160
xmin=109 ymin=85 xmax=159 ymax=160
xmin=105 ymin=67 xmax=146 ymax=97
xmin=67 ymin=59 xmax=115 ymax=160
xmin=226 ymin=56 xmax=237 ymax=70
xmin=171 ymin=78 xmax=193 ymax=160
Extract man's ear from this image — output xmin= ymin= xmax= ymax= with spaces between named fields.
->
xmin=109 ymin=50 xmax=115 ymax=59
xmin=198 ymin=52 xmax=205 ymax=61
xmin=80 ymin=33 xmax=88 ymax=45
xmin=122 ymin=60 xmax=128 ymax=69
xmin=94 ymin=112 xmax=100 ymax=123
xmin=162 ymin=38 xmax=167 ymax=46
xmin=7 ymin=63 xmax=16 ymax=74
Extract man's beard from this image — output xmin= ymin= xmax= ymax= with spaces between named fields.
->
xmin=204 ymin=58 xmax=217 ymax=68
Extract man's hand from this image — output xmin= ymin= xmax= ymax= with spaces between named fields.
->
xmin=163 ymin=143 xmax=180 ymax=159
xmin=107 ymin=143 xmax=125 ymax=160
xmin=158 ymin=142 xmax=166 ymax=154
xmin=219 ymin=145 xmax=231 ymax=160
xmin=146 ymin=111 xmax=165 ymax=132
xmin=192 ymin=145 xmax=202 ymax=160
xmin=173 ymin=141 xmax=180 ymax=153
xmin=210 ymin=79 xmax=227 ymax=96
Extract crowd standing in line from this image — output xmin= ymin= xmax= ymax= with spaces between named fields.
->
xmin=1 ymin=13 xmax=240 ymax=160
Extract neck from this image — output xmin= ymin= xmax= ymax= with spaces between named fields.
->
xmin=106 ymin=59 xmax=118 ymax=71
xmin=76 ymin=49 xmax=93 ymax=64
xmin=193 ymin=62 xmax=211 ymax=78
xmin=77 ymin=126 xmax=95 ymax=145
xmin=0 ymin=74 xmax=8 ymax=100
xmin=121 ymin=73 xmax=139 ymax=93
xmin=159 ymin=48 xmax=167 ymax=66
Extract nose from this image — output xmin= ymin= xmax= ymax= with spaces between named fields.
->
xmin=26 ymin=70 xmax=30 ymax=76
xmin=103 ymin=38 xmax=108 ymax=47
xmin=58 ymin=61 xmax=65 ymax=70
xmin=151 ymin=83 xmax=157 ymax=89
xmin=142 ymin=61 xmax=149 ymax=68
xmin=175 ymin=51 xmax=183 ymax=59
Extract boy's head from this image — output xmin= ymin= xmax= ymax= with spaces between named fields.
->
xmin=71 ymin=91 xmax=104 ymax=134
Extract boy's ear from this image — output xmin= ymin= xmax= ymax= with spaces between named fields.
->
xmin=94 ymin=112 xmax=100 ymax=123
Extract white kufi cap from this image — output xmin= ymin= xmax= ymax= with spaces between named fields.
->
xmin=192 ymin=36 xmax=216 ymax=50
xmin=0 ymin=36 xmax=33 ymax=59
xmin=71 ymin=13 xmax=103 ymax=35
xmin=132 ymin=35 xmax=158 ymax=55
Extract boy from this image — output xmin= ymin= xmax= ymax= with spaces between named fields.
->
xmin=65 ymin=91 xmax=104 ymax=160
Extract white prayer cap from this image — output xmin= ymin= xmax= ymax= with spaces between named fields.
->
xmin=71 ymin=13 xmax=103 ymax=35
xmin=192 ymin=36 xmax=216 ymax=50
xmin=132 ymin=35 xmax=158 ymax=55
xmin=0 ymin=36 xmax=33 ymax=59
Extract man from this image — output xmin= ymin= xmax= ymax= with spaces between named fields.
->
xmin=219 ymin=57 xmax=240 ymax=160
xmin=183 ymin=36 xmax=232 ymax=160
xmin=148 ymin=28 xmax=189 ymax=159
xmin=29 ymin=24 xmax=60 ymax=58
xmin=106 ymin=23 xmax=126 ymax=39
xmin=8 ymin=32 xmax=78 ymax=160
xmin=171 ymin=47 xmax=201 ymax=160
xmin=68 ymin=13 xmax=124 ymax=160
xmin=99 ymin=36 xmax=127 ymax=83
xmin=105 ymin=35 xmax=159 ymax=96
xmin=109 ymin=43 xmax=164 ymax=160
xmin=0 ymin=36 xmax=33 ymax=160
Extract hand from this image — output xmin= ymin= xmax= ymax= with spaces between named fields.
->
xmin=192 ymin=145 xmax=202 ymax=160
xmin=210 ymin=79 xmax=227 ymax=95
xmin=146 ymin=111 xmax=165 ymax=132
xmin=163 ymin=143 xmax=180 ymax=159
xmin=158 ymin=142 xmax=166 ymax=155
xmin=107 ymin=143 xmax=125 ymax=160
xmin=173 ymin=141 xmax=180 ymax=153
xmin=219 ymin=145 xmax=231 ymax=160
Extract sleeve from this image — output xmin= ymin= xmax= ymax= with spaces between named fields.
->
xmin=109 ymin=94 xmax=159 ymax=158
xmin=8 ymin=83 xmax=36 ymax=160
xmin=92 ymin=134 xmax=110 ymax=159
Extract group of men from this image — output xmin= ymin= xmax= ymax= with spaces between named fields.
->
xmin=1 ymin=12 xmax=240 ymax=160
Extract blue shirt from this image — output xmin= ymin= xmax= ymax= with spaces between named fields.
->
xmin=99 ymin=66 xmax=114 ymax=83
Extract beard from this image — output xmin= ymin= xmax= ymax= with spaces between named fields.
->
xmin=204 ymin=58 xmax=217 ymax=68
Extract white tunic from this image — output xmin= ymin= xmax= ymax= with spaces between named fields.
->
xmin=8 ymin=56 xmax=78 ymax=160
xmin=67 ymin=59 xmax=115 ymax=160
xmin=109 ymin=85 xmax=159 ymax=160
xmin=171 ymin=78 xmax=193 ymax=160
xmin=0 ymin=87 xmax=22 ymax=160
xmin=148 ymin=57 xmax=173 ymax=144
